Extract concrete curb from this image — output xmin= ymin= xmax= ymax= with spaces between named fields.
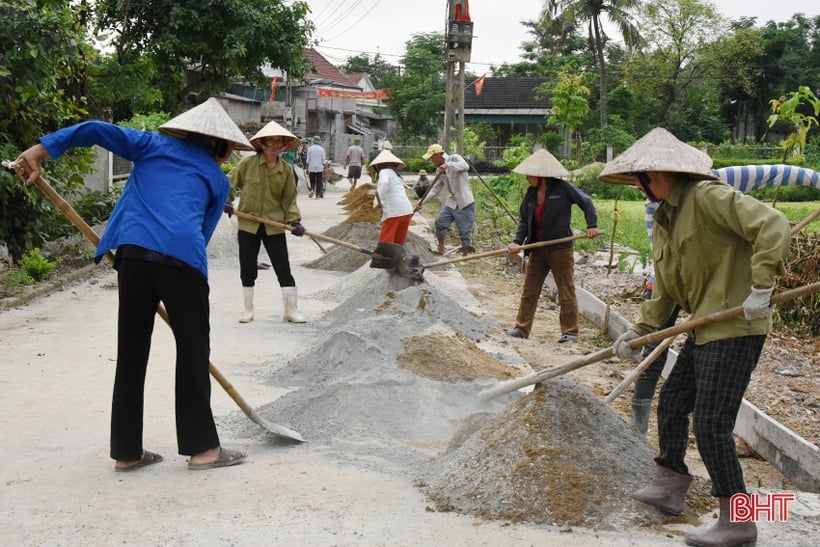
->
xmin=0 ymin=262 xmax=103 ymax=311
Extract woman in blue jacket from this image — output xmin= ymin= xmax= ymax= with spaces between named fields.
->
xmin=14 ymin=98 xmax=252 ymax=472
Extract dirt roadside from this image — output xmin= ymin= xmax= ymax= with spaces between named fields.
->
xmin=1 ymin=178 xmax=817 ymax=546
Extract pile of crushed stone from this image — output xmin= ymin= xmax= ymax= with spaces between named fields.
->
xmin=231 ymin=267 xmax=524 ymax=474
xmin=420 ymin=378 xmax=714 ymax=529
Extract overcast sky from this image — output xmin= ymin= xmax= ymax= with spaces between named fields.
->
xmin=305 ymin=0 xmax=818 ymax=74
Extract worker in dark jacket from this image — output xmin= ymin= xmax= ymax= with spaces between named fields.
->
xmin=506 ymin=149 xmax=600 ymax=343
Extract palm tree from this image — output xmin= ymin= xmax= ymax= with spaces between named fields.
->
xmin=542 ymin=0 xmax=644 ymax=128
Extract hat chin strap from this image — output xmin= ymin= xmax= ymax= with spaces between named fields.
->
xmin=635 ymin=172 xmax=661 ymax=203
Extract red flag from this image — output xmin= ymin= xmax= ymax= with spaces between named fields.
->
xmin=454 ymin=0 xmax=471 ymax=21
xmin=474 ymin=74 xmax=486 ymax=96
xmin=269 ymin=77 xmax=279 ymax=103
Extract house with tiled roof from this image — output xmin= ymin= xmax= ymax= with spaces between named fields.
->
xmin=464 ymin=76 xmax=551 ymax=145
xmin=230 ymin=48 xmax=395 ymax=162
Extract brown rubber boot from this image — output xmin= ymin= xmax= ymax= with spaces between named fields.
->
xmin=631 ymin=464 xmax=693 ymax=515
xmin=437 ymin=238 xmax=445 ymax=255
xmin=684 ymin=496 xmax=757 ymax=546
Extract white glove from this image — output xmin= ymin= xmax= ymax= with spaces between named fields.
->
xmin=613 ymin=329 xmax=642 ymax=362
xmin=743 ymin=286 xmax=774 ymax=320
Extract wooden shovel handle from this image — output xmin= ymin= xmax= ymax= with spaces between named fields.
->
xmin=479 ymin=281 xmax=820 ymax=401
xmin=232 ymin=210 xmax=375 ymax=255
xmin=424 ymin=232 xmax=599 ymax=269
xmin=9 ymin=161 xmax=259 ymax=419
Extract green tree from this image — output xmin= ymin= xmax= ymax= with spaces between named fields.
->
xmin=1 ymin=0 xmax=94 ymax=262
xmin=494 ymin=19 xmax=592 ymax=78
xmin=768 ymin=85 xmax=820 ymax=163
xmin=94 ymin=0 xmax=314 ymax=112
xmin=382 ymin=33 xmax=447 ymax=143
xmin=339 ymin=53 xmax=397 ymax=89
xmin=709 ymin=15 xmax=820 ymax=142
xmin=624 ymin=0 xmax=722 ymax=128
xmin=541 ymin=0 xmax=644 ymax=129
xmin=539 ymin=69 xmax=591 ymax=158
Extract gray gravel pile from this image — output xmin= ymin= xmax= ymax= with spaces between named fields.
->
xmin=237 ymin=267 xmax=517 ymax=475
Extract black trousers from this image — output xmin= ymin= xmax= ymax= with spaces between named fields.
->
xmin=656 ymin=335 xmax=765 ymax=496
xmin=632 ymin=306 xmax=681 ymax=400
xmin=238 ymin=225 xmax=295 ymax=288
xmin=309 ymin=171 xmax=324 ymax=197
xmin=110 ymin=257 xmax=219 ymax=459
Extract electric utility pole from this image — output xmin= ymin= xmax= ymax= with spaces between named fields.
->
xmin=444 ymin=0 xmax=473 ymax=154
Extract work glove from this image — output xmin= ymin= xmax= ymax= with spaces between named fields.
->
xmin=223 ymin=203 xmax=234 ymax=217
xmin=290 ymin=222 xmax=306 ymax=236
xmin=742 ymin=286 xmax=774 ymax=320
xmin=613 ymin=329 xmax=642 ymax=362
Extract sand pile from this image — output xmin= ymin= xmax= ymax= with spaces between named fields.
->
xmin=420 ymin=379 xmax=714 ymax=529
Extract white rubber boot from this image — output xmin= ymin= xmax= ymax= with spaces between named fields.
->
xmin=239 ymin=287 xmax=254 ymax=323
xmin=281 ymin=287 xmax=306 ymax=323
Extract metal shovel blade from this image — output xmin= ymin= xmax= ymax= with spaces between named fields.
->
xmin=396 ymin=253 xmax=425 ymax=281
xmin=369 ymin=241 xmax=406 ymax=270
xmin=248 ymin=407 xmax=305 ymax=442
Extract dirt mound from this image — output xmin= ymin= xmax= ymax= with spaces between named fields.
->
xmin=421 ymin=379 xmax=714 ymax=529
xmin=398 ymin=331 xmax=522 ymax=382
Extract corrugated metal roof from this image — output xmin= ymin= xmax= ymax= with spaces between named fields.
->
xmin=463 ymin=108 xmax=549 ymax=115
xmin=465 ymin=76 xmax=550 ymax=109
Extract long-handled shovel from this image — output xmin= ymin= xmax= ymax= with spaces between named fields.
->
xmin=232 ymin=210 xmax=407 ymax=270
xmin=466 ymin=160 xmax=519 ymax=225
xmin=4 ymin=159 xmax=305 ymax=442
xmin=478 ymin=282 xmax=820 ymax=401
xmin=421 ymin=232 xmax=599 ymax=271
xmin=603 ymin=335 xmax=676 ymax=405
xmin=603 ymin=216 xmax=816 ymax=405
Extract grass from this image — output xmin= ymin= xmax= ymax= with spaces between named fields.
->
xmin=570 ymin=200 xmax=820 ymax=257
xmin=423 ymin=179 xmax=818 ymax=257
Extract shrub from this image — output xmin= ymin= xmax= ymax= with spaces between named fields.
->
xmin=17 ymin=247 xmax=59 ymax=283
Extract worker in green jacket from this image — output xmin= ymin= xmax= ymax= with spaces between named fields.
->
xmin=599 ymin=127 xmax=790 ymax=547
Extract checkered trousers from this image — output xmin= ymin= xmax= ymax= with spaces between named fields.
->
xmin=655 ymin=334 xmax=766 ymax=497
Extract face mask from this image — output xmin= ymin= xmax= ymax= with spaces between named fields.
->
xmin=635 ymin=172 xmax=661 ymax=203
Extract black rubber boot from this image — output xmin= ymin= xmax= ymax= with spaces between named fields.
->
xmin=631 ymin=398 xmax=652 ymax=437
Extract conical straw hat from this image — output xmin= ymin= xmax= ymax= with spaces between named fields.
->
xmin=599 ymin=127 xmax=717 ymax=184
xmin=370 ymin=150 xmax=406 ymax=169
xmin=159 ymin=97 xmax=254 ymax=151
xmin=513 ymin=149 xmax=570 ymax=178
xmin=250 ymin=121 xmax=299 ymax=151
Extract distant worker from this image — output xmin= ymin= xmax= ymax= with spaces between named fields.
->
xmin=344 ymin=137 xmax=365 ymax=190
xmin=414 ymin=143 xmax=475 ymax=257
xmin=372 ymin=150 xmax=413 ymax=245
xmin=505 ymin=149 xmax=599 ymax=343
xmin=225 ymin=121 xmax=307 ymax=325
xmin=413 ymin=169 xmax=430 ymax=199
xmin=306 ymin=135 xmax=325 ymax=198
xmin=366 ymin=141 xmax=381 ymax=181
